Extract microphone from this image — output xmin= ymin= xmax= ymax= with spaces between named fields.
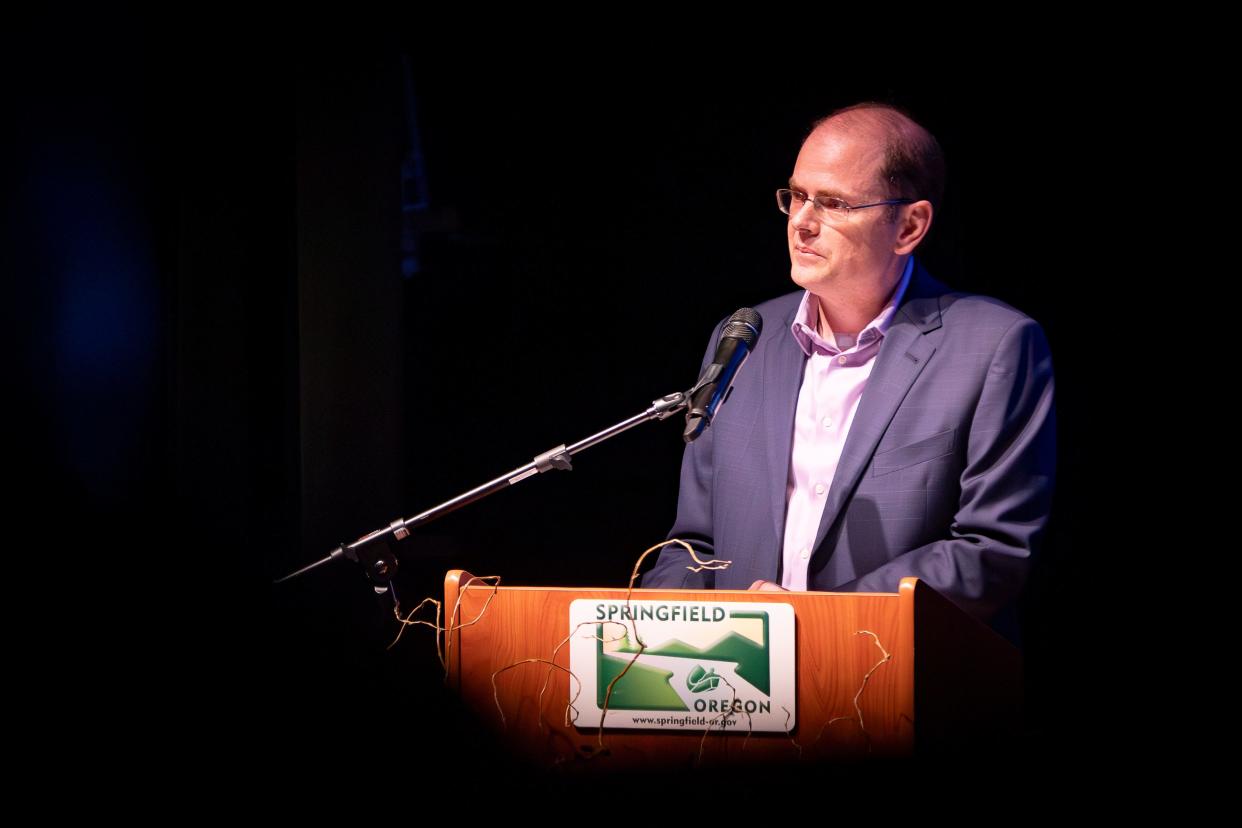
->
xmin=683 ymin=308 xmax=763 ymax=443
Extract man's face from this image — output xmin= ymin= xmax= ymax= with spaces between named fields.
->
xmin=787 ymin=124 xmax=903 ymax=296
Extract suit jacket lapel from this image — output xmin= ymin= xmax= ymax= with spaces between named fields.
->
xmin=811 ymin=261 xmax=947 ymax=553
xmin=763 ymin=299 xmax=809 ymax=549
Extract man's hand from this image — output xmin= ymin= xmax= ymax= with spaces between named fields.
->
xmin=748 ymin=580 xmax=788 ymax=592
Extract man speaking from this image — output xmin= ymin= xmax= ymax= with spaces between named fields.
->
xmin=640 ymin=103 xmax=1056 ymax=631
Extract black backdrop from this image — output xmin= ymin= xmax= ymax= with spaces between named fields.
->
xmin=16 ymin=45 xmax=1110 ymax=791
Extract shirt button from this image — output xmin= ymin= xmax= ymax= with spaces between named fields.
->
xmin=837 ymin=355 xmax=847 ymax=365
xmin=814 ymin=483 xmax=826 ymax=495
xmin=800 ymin=547 xmax=810 ymax=560
xmin=821 ymin=417 xmax=832 ymax=428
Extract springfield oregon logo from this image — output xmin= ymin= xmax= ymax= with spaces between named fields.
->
xmin=568 ymin=600 xmax=796 ymax=731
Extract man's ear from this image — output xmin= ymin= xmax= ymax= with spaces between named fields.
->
xmin=894 ymin=200 xmax=933 ymax=255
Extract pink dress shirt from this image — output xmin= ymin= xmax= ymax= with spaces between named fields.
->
xmin=779 ymin=258 xmax=913 ymax=590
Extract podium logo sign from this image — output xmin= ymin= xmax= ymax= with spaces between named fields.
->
xmin=567 ymin=600 xmax=796 ymax=731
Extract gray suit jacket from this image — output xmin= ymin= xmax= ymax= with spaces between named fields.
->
xmin=641 ymin=260 xmax=1056 ymax=624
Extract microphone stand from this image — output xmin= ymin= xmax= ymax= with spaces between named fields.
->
xmin=275 ymin=390 xmax=691 ymax=588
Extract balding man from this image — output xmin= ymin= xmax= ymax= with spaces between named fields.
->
xmin=641 ymin=103 xmax=1056 ymax=633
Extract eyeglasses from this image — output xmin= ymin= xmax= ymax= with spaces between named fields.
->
xmin=776 ymin=188 xmax=914 ymax=221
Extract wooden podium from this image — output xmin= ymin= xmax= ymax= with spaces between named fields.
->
xmin=444 ymin=571 xmax=1022 ymax=769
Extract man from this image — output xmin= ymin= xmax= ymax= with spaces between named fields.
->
xmin=640 ymin=103 xmax=1056 ymax=629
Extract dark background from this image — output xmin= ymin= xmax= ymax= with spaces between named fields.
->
xmin=13 ymin=42 xmax=1117 ymax=789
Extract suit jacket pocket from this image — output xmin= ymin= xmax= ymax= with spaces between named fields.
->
xmin=871 ymin=428 xmax=956 ymax=477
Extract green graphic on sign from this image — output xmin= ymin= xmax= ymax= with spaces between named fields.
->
xmin=686 ymin=666 xmax=721 ymax=693
xmin=594 ymin=610 xmax=772 ymax=709
xmin=596 ymin=624 xmax=687 ymax=710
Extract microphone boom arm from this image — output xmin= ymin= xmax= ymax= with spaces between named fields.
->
xmin=275 ymin=390 xmax=691 ymax=585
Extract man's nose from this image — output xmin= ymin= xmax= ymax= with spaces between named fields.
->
xmin=789 ymin=198 xmax=818 ymax=231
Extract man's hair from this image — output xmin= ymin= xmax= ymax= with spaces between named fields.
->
xmin=812 ymin=102 xmax=946 ymax=221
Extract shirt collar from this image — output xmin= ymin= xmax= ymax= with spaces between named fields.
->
xmin=790 ymin=256 xmax=914 ymax=356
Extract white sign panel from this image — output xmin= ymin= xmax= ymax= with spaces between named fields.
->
xmin=567 ymin=600 xmax=796 ymax=732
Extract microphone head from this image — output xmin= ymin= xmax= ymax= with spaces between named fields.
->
xmin=722 ymin=308 xmax=762 ymax=346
